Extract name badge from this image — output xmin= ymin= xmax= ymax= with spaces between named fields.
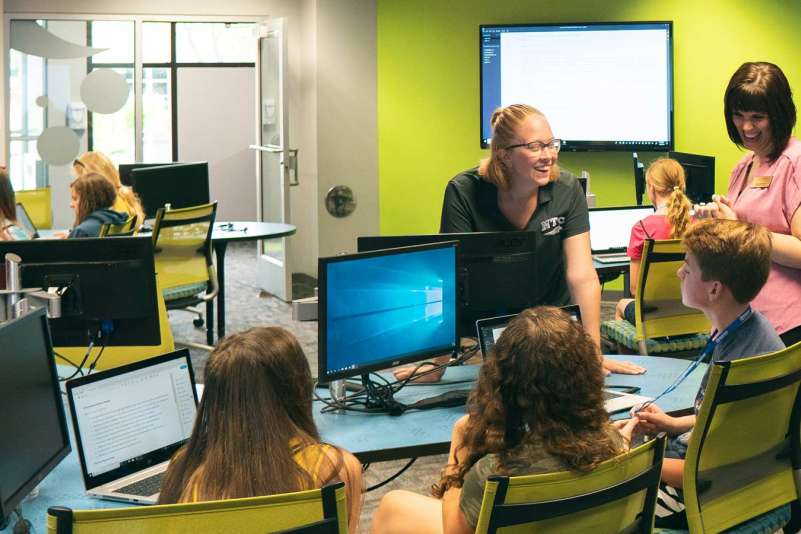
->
xmin=751 ymin=175 xmax=773 ymax=188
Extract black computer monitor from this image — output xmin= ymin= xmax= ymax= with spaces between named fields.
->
xmin=318 ymin=242 xmax=458 ymax=382
xmin=668 ymin=151 xmax=716 ymax=205
xmin=358 ymin=232 xmax=543 ymax=337
xmin=118 ymin=162 xmax=174 ymax=187
xmin=0 ymin=237 xmax=161 ymax=347
xmin=633 ymin=152 xmax=646 ymax=205
xmin=129 ymin=162 xmax=210 ymax=218
xmin=0 ymin=308 xmax=71 ymax=529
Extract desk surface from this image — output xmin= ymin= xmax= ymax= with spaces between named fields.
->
xmin=2 ymin=355 xmax=702 ymax=532
xmin=38 ymin=221 xmax=296 ymax=241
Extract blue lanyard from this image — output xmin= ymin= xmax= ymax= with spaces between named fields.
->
xmin=634 ymin=306 xmax=753 ymax=414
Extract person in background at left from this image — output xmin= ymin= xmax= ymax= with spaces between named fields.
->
xmin=68 ymin=173 xmax=128 ymax=238
xmin=696 ymin=61 xmax=801 ymax=346
xmin=73 ymin=151 xmax=145 ymax=229
xmin=0 ymin=166 xmax=30 ymax=240
xmin=440 ymin=103 xmax=643 ymax=374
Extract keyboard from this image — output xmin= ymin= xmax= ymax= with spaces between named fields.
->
xmin=117 ymin=471 xmax=166 ymax=496
xmin=593 ymin=253 xmax=630 ymax=264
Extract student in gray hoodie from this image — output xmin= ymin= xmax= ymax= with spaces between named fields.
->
xmin=68 ymin=172 xmax=129 ymax=238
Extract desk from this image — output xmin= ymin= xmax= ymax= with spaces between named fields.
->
xmin=207 ymin=222 xmax=296 ymax=342
xmin=0 ymin=355 xmax=703 ymax=532
xmin=594 ymin=258 xmax=632 ymax=297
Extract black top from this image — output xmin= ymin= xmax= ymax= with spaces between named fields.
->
xmin=439 ymin=168 xmax=589 ymax=306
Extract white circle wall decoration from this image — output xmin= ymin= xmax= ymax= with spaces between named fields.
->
xmin=80 ymin=69 xmax=130 ymax=114
xmin=36 ymin=127 xmax=80 ymax=165
xmin=35 ymin=95 xmax=49 ymax=108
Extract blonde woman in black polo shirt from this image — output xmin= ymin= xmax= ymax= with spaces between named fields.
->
xmin=440 ymin=104 xmax=643 ymax=375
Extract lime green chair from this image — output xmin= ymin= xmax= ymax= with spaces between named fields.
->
xmin=676 ymin=342 xmax=801 ymax=533
xmin=601 ymin=239 xmax=710 ymax=356
xmin=474 ymin=434 xmax=667 ymax=533
xmin=15 ymin=186 xmax=52 ymax=229
xmin=99 ymin=215 xmax=137 ymax=237
xmin=152 ymin=202 xmax=218 ymax=348
xmin=47 ymin=482 xmax=347 ymax=534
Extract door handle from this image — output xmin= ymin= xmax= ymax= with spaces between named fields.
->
xmin=249 ymin=145 xmax=299 ymax=186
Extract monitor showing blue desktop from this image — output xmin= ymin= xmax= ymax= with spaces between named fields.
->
xmin=318 ymin=242 xmax=458 ymax=382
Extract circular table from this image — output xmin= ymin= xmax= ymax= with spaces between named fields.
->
xmin=209 ymin=221 xmax=296 ymax=342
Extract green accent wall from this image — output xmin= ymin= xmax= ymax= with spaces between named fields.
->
xmin=377 ymin=0 xmax=801 ymax=235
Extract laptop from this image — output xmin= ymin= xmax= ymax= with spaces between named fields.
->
xmin=65 ymin=349 xmax=199 ymax=504
xmin=588 ymin=206 xmax=654 ymax=263
xmin=14 ymin=202 xmax=39 ymax=239
xmin=475 ymin=306 xmax=652 ymax=414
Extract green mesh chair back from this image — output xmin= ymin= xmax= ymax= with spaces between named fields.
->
xmin=474 ymin=434 xmax=666 ymax=533
xmin=99 ymin=215 xmax=136 ymax=237
xmin=47 ymin=481 xmax=347 ymax=534
xmin=15 ymin=186 xmax=52 ymax=229
xmin=681 ymin=342 xmax=801 ymax=533
xmin=601 ymin=239 xmax=710 ymax=355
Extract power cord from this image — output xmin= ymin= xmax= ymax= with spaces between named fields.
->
xmin=366 ymin=457 xmax=417 ymax=492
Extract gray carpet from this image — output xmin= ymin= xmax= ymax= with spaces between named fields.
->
xmin=169 ymin=242 xmax=620 ymax=532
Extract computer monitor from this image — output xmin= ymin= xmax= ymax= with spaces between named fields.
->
xmin=633 ymin=152 xmax=646 ymax=205
xmin=0 ymin=237 xmax=161 ymax=347
xmin=318 ymin=242 xmax=458 ymax=382
xmin=129 ymin=162 xmax=210 ymax=218
xmin=480 ymin=21 xmax=674 ymax=151
xmin=668 ymin=151 xmax=715 ymax=205
xmin=358 ymin=232 xmax=543 ymax=337
xmin=118 ymin=162 xmax=174 ymax=187
xmin=0 ymin=308 xmax=71 ymax=529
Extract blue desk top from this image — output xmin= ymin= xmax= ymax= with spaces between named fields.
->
xmin=2 ymin=355 xmax=703 ymax=532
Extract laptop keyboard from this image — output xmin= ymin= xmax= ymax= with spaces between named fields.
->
xmin=117 ymin=471 xmax=166 ymax=497
xmin=593 ymin=253 xmax=630 ymax=264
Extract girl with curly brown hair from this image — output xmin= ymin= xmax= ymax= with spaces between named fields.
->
xmin=370 ymin=306 xmax=638 ymax=534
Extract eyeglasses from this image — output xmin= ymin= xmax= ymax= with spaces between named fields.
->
xmin=73 ymin=158 xmax=86 ymax=169
xmin=504 ymin=138 xmax=562 ymax=154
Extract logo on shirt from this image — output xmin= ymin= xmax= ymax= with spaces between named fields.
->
xmin=541 ymin=216 xmax=565 ymax=236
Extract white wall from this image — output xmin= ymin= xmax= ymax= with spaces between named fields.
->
xmin=315 ymin=0 xmax=378 ymax=258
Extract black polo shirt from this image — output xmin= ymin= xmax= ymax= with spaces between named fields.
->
xmin=439 ymin=167 xmax=589 ymax=306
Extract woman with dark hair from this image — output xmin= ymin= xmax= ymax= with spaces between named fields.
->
xmin=435 ymin=103 xmax=643 ymax=375
xmin=697 ymin=62 xmax=801 ymax=346
xmin=73 ymin=151 xmax=145 ymax=229
xmin=68 ymin=172 xmax=128 ymax=238
xmin=370 ymin=306 xmax=638 ymax=534
xmin=158 ymin=327 xmax=363 ymax=533
xmin=0 ymin=167 xmax=29 ymax=240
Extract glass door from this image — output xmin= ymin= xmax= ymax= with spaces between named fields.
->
xmin=251 ymin=18 xmax=294 ymax=301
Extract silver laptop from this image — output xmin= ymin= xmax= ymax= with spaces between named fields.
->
xmin=589 ymin=206 xmax=654 ymax=263
xmin=14 ymin=202 xmax=38 ymax=239
xmin=475 ymin=309 xmax=651 ymax=414
xmin=66 ymin=349 xmax=198 ymax=504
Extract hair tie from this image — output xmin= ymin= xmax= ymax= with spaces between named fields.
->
xmin=673 ymin=186 xmax=680 ymax=192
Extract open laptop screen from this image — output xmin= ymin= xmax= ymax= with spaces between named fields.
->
xmin=14 ymin=202 xmax=38 ymax=238
xmin=476 ymin=305 xmax=581 ymax=357
xmin=66 ymin=350 xmax=198 ymax=489
xmin=588 ymin=206 xmax=654 ymax=253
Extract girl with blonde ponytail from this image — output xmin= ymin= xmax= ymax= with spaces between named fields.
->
xmin=615 ymin=158 xmax=693 ymax=323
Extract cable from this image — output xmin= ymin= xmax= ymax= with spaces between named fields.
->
xmin=366 ymin=457 xmax=417 ymax=492
xmin=53 ymin=350 xmax=81 ymax=370
xmin=59 ymin=337 xmax=95 ymax=382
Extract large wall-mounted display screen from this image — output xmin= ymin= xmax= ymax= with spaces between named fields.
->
xmin=480 ymin=22 xmax=673 ymax=151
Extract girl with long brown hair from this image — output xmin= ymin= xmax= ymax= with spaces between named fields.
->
xmin=68 ymin=172 xmax=128 ymax=238
xmin=370 ymin=306 xmax=637 ymax=534
xmin=158 ymin=327 xmax=363 ymax=533
xmin=0 ymin=167 xmax=29 ymax=240
xmin=615 ymin=157 xmax=693 ymax=323
xmin=73 ymin=151 xmax=145 ymax=229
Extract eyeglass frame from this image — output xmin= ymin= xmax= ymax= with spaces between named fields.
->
xmin=503 ymin=138 xmax=562 ymax=153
